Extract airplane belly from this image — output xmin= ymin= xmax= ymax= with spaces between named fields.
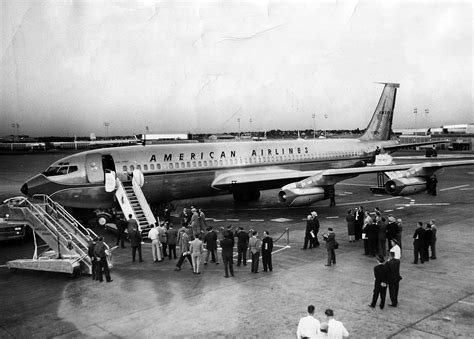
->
xmin=142 ymin=171 xmax=217 ymax=202
xmin=51 ymin=186 xmax=115 ymax=209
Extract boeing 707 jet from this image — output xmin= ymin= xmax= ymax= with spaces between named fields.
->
xmin=20 ymin=83 xmax=474 ymax=214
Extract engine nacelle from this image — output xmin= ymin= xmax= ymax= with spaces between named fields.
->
xmin=385 ymin=177 xmax=427 ymax=196
xmin=278 ymin=185 xmax=326 ymax=207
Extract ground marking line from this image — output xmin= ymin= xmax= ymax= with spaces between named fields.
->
xmin=338 ymin=183 xmax=373 ymax=187
xmin=440 ymin=184 xmax=469 ymax=191
xmin=395 ymin=203 xmax=450 ymax=206
xmin=226 ymin=219 xmax=239 ymax=221
xmin=459 ymin=188 xmax=474 ymax=191
xmin=250 ymin=219 xmax=264 ymax=222
xmin=326 ymin=216 xmax=339 ymax=219
xmin=458 ymin=300 xmax=474 ymax=306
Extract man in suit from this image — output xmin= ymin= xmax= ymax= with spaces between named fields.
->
xmin=94 ymin=236 xmax=112 ymax=282
xmin=129 ymin=224 xmax=143 ymax=262
xmin=87 ymin=236 xmax=97 ymax=280
xmin=323 ymin=228 xmax=336 ymax=266
xmin=354 ymin=206 xmax=364 ymax=241
xmin=311 ymin=211 xmax=320 ymax=248
xmin=248 ymin=230 xmax=261 ymax=273
xmin=386 ymin=251 xmax=401 ymax=307
xmin=220 ymin=233 xmax=234 ymax=278
xmin=204 ymin=226 xmax=219 ymax=265
xmin=413 ymin=222 xmax=425 ymax=264
xmin=189 ymin=234 xmax=204 ymax=274
xmin=302 ymin=215 xmax=313 ymax=249
xmin=166 ymin=224 xmax=178 ymax=259
xmin=429 ymin=220 xmax=437 ymax=259
xmin=261 ymin=230 xmax=273 ymax=272
xmin=115 ymin=215 xmax=127 ymax=248
xmin=369 ymin=254 xmax=389 ymax=309
xmin=235 ymin=227 xmax=249 ymax=266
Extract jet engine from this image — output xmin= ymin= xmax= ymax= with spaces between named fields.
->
xmin=278 ymin=185 xmax=326 ymax=207
xmin=385 ymin=177 xmax=427 ymax=195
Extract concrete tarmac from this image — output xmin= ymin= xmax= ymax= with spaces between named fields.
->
xmin=0 ymin=151 xmax=473 ymax=338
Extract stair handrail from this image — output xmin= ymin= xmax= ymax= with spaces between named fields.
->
xmin=31 ymin=194 xmax=107 ymax=250
xmin=115 ymin=178 xmax=137 ymax=222
xmin=132 ymin=179 xmax=157 ymax=226
xmin=25 ymin=199 xmax=89 ymax=259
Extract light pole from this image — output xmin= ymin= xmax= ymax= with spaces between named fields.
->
xmin=413 ymin=108 xmax=417 ymax=140
xmin=324 ymin=114 xmax=328 ymax=138
xmin=424 ymin=109 xmax=429 ymax=129
xmin=103 ymin=122 xmax=110 ymax=140
xmin=237 ymin=118 xmax=241 ymax=139
xmin=312 ymin=114 xmax=316 ymax=138
xmin=249 ymin=118 xmax=252 ymax=137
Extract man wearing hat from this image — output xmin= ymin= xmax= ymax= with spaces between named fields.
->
xmin=386 ymin=251 xmax=401 ymax=307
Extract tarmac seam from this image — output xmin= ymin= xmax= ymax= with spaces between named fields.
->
xmin=387 ymin=292 xmax=474 ymax=338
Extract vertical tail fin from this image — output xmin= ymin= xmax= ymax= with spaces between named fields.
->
xmin=359 ymin=83 xmax=399 ymax=141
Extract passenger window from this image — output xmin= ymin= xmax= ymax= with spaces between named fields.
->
xmin=150 ymin=164 xmax=155 ymax=170
xmin=130 ymin=165 xmax=135 ymax=171
xmin=175 ymin=162 xmax=179 ymax=168
xmin=198 ymin=161 xmax=202 ymax=167
xmin=156 ymin=164 xmax=161 ymax=170
xmin=169 ymin=163 xmax=173 ymax=169
xmin=214 ymin=160 xmax=218 ymax=166
xmin=143 ymin=164 xmax=148 ymax=171
xmin=203 ymin=160 xmax=207 ymax=166
xmin=192 ymin=161 xmax=197 ymax=167
xmin=123 ymin=166 xmax=127 ymax=172
xmin=136 ymin=165 xmax=141 ymax=170
xmin=186 ymin=161 xmax=191 ymax=168
xmin=219 ymin=160 xmax=223 ymax=166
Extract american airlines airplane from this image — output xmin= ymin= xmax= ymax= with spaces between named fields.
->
xmin=20 ymin=83 xmax=474 ymax=212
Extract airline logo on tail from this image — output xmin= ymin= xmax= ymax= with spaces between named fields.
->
xmin=359 ymin=82 xmax=399 ymax=141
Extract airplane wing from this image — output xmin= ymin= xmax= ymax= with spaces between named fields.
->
xmin=382 ymin=140 xmax=448 ymax=152
xmin=212 ymin=159 xmax=474 ymax=206
xmin=212 ymin=159 xmax=474 ymax=189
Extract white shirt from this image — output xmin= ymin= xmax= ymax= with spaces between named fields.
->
xmin=327 ymin=319 xmax=349 ymax=339
xmin=148 ymin=227 xmax=159 ymax=241
xmin=297 ymin=315 xmax=320 ymax=339
xmin=390 ymin=244 xmax=401 ymax=259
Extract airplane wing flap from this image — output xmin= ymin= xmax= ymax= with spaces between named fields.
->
xmin=212 ymin=169 xmax=321 ymax=189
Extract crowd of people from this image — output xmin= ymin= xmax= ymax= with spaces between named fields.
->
xmin=100 ymin=206 xmax=276 ymax=279
xmin=87 ymin=202 xmax=439 ymax=337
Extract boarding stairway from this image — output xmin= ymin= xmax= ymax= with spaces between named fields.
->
xmin=115 ymin=177 xmax=156 ymax=238
xmin=3 ymin=195 xmax=105 ymax=275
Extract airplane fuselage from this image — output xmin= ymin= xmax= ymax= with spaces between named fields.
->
xmin=21 ymin=138 xmax=397 ymax=208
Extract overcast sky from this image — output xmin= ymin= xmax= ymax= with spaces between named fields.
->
xmin=1 ymin=0 xmax=472 ymax=137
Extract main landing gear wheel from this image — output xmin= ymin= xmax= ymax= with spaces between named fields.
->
xmin=232 ymin=190 xmax=260 ymax=202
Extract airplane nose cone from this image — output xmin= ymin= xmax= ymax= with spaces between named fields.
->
xmin=21 ymin=183 xmax=28 ymax=195
xmin=21 ymin=174 xmax=55 ymax=197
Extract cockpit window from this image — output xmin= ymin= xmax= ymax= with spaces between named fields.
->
xmin=43 ymin=164 xmax=78 ymax=176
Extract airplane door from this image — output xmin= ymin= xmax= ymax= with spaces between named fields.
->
xmin=85 ymin=153 xmax=105 ymax=183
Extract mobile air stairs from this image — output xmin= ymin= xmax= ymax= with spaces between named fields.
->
xmin=3 ymin=195 xmax=109 ymax=277
xmin=114 ymin=175 xmax=157 ymax=239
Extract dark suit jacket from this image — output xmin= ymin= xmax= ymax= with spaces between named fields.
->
xmin=385 ymin=258 xmax=401 ymax=283
xmin=204 ymin=230 xmax=218 ymax=250
xmin=220 ymin=238 xmax=234 ymax=256
xmin=129 ymin=228 xmax=142 ymax=246
xmin=262 ymin=237 xmax=273 ymax=253
xmin=324 ymin=232 xmax=336 ymax=250
xmin=374 ymin=263 xmax=390 ymax=284
xmin=413 ymin=227 xmax=425 ymax=244
xmin=236 ymin=231 xmax=249 ymax=249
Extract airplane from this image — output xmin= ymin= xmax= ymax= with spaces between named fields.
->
xmin=20 ymin=83 xmax=474 ymax=216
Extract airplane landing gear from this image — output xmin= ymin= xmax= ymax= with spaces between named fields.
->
xmin=232 ymin=190 xmax=260 ymax=203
